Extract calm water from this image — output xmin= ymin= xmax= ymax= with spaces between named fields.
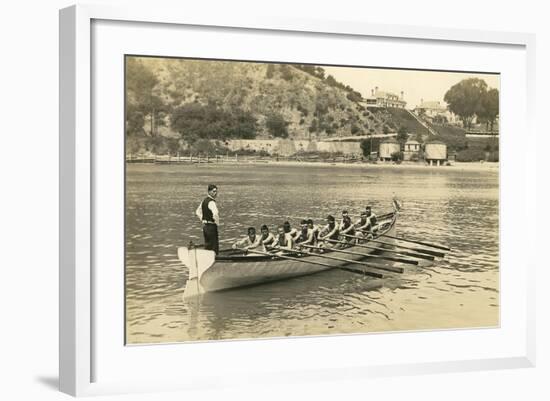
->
xmin=125 ymin=162 xmax=499 ymax=344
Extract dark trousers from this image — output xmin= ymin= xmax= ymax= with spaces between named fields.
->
xmin=203 ymin=224 xmax=219 ymax=254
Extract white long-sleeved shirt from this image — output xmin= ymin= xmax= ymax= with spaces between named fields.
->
xmin=232 ymin=235 xmax=264 ymax=250
xmin=195 ymin=195 xmax=219 ymax=225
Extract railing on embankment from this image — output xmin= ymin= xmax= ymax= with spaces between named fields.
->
xmin=126 ymin=153 xmax=365 ymax=165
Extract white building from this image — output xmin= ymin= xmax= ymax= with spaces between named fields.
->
xmin=403 ymin=140 xmax=421 ymax=161
xmin=414 ymin=100 xmax=459 ymax=124
xmin=365 ymin=87 xmax=407 ymax=108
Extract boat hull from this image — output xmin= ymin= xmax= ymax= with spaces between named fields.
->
xmin=188 ymin=213 xmax=397 ymax=295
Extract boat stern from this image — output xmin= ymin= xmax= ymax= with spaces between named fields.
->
xmin=178 ymin=246 xmax=216 ymax=299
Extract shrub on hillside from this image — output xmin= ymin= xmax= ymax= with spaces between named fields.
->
xmin=266 ymin=113 xmax=289 ymax=138
xmin=456 ymin=148 xmax=486 ymax=162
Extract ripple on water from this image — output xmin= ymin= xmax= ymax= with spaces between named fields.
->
xmin=125 ymin=163 xmax=499 ymax=343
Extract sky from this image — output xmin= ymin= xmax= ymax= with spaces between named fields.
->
xmin=323 ymin=66 xmax=500 ymax=110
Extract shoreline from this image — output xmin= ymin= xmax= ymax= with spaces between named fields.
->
xmin=127 ymin=158 xmax=499 ymax=173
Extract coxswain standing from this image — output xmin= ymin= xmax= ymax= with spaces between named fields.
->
xmin=232 ymin=227 xmax=263 ymax=251
xmin=195 ymin=184 xmax=220 ymax=254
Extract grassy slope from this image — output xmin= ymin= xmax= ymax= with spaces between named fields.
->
xmin=383 ymin=108 xmax=431 ymax=136
xmin=138 ymin=57 xmax=388 ymax=140
xmin=428 ymin=123 xmax=499 ymax=162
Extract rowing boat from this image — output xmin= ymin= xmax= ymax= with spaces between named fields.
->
xmin=178 ymin=209 xmax=398 ymax=298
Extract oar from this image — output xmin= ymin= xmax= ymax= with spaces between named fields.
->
xmin=295 ymin=248 xmax=403 ymax=274
xmin=379 ymin=234 xmax=451 ymax=251
xmin=340 ymin=232 xmax=445 ymax=257
xmin=298 ymin=243 xmax=411 ymax=269
xmin=369 ymin=238 xmax=445 ymax=258
xmin=325 ymin=238 xmax=435 ymax=261
xmin=246 ymin=249 xmax=384 ymax=278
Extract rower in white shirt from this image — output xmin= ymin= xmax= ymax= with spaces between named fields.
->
xmin=232 ymin=227 xmax=264 ymax=251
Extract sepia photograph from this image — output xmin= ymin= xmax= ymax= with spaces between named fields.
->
xmin=124 ymin=56 xmax=499 ymax=344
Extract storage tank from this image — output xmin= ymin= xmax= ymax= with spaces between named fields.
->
xmin=425 ymin=140 xmax=447 ymax=166
xmin=379 ymin=137 xmax=401 ymax=161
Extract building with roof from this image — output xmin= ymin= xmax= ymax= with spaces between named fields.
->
xmin=403 ymin=139 xmax=421 ymax=161
xmin=379 ymin=137 xmax=401 ymax=161
xmin=425 ymin=140 xmax=447 ymax=166
xmin=365 ymin=87 xmax=407 ymax=109
xmin=414 ymin=100 xmax=458 ymax=124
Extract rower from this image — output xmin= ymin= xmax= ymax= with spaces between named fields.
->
xmin=318 ymin=215 xmax=339 ymax=248
xmin=339 ymin=214 xmax=356 ymax=242
xmin=295 ymin=219 xmax=315 ymax=247
xmin=339 ymin=210 xmax=350 ymax=229
xmin=272 ymin=224 xmax=294 ymax=252
xmin=232 ymin=227 xmax=264 ymax=251
xmin=259 ymin=224 xmax=276 ymax=248
xmin=365 ymin=205 xmax=378 ymax=234
xmin=354 ymin=211 xmax=371 ymax=241
xmin=283 ymin=221 xmax=300 ymax=242
xmin=307 ymin=219 xmax=319 ymax=245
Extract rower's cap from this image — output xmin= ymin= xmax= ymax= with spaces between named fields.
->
xmin=366 ymin=205 xmax=371 ymax=210
xmin=301 ymin=219 xmax=308 ymax=225
xmin=283 ymin=221 xmax=290 ymax=226
xmin=208 ymin=184 xmax=218 ymax=192
xmin=260 ymin=224 xmax=268 ymax=231
xmin=342 ymin=210 xmax=348 ymax=214
xmin=307 ymin=219 xmax=314 ymax=225
xmin=326 ymin=215 xmax=335 ymax=222
xmin=247 ymin=227 xmax=256 ymax=234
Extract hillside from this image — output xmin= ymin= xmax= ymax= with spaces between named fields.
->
xmin=126 ymin=57 xmax=392 ymax=154
xmin=378 ymin=107 xmax=431 ymax=137
xmin=428 ymin=123 xmax=498 ymax=162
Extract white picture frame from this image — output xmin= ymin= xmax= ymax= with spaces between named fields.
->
xmin=59 ymin=4 xmax=536 ymax=397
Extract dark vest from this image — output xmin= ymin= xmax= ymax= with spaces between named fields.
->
xmin=277 ymin=234 xmax=288 ymax=247
xmin=201 ymin=197 xmax=215 ymax=223
xmin=298 ymin=228 xmax=309 ymax=243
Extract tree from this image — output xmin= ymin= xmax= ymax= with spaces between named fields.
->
xmin=478 ymin=88 xmax=499 ymax=131
xmin=170 ymin=103 xmax=257 ymax=141
xmin=444 ymin=78 xmax=488 ymax=129
xmin=360 ymin=138 xmax=372 ymax=157
xmin=391 ymin=151 xmax=403 ymax=162
xmin=396 ymin=126 xmax=408 ymax=144
xmin=265 ymin=113 xmax=289 ymax=138
xmin=126 ymin=58 xmax=166 ymax=137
